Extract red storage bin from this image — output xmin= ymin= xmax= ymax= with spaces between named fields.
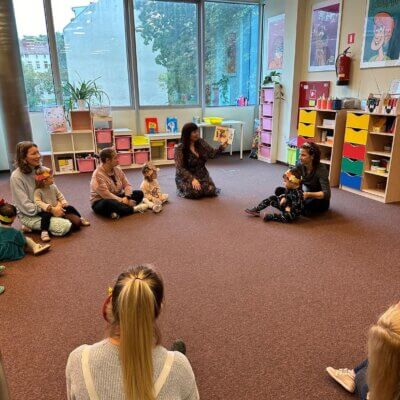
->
xmin=262 ymin=118 xmax=273 ymax=130
xmin=259 ymin=145 xmax=271 ymax=159
xmin=96 ymin=129 xmax=113 ymax=144
xmin=134 ymin=151 xmax=149 ymax=164
xmin=77 ymin=158 xmax=96 ymax=172
xmin=262 ymin=104 xmax=273 ymax=117
xmin=260 ymin=131 xmax=272 ymax=145
xmin=117 ymin=153 xmax=133 ymax=166
xmin=297 ymin=135 xmax=315 ymax=148
xmin=167 ymin=147 xmax=175 ymax=160
xmin=263 ymin=89 xmax=274 ymax=102
xmin=115 ymin=136 xmax=131 ymax=151
xmin=342 ymin=143 xmax=366 ymax=161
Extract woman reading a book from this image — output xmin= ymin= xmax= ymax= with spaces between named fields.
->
xmin=175 ymin=122 xmax=228 ymax=199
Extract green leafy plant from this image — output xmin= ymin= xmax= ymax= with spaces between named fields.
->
xmin=263 ymin=71 xmax=281 ymax=85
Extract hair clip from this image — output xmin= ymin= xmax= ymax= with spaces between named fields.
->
xmin=108 ymin=287 xmax=113 ymax=296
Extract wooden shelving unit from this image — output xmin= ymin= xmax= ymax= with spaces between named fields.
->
xmin=340 ymin=111 xmax=400 ymax=203
xmin=296 ymin=108 xmax=347 ymax=186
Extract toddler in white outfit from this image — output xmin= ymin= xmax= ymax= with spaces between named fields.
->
xmin=140 ymin=162 xmax=168 ymax=213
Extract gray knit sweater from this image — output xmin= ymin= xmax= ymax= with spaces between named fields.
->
xmin=66 ymin=340 xmax=199 ymax=400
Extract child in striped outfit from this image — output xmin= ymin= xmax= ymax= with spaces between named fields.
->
xmin=245 ymin=168 xmax=304 ymax=223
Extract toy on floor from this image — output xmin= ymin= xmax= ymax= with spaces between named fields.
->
xmin=34 ymin=167 xmax=90 ymax=241
xmin=0 ymin=199 xmax=50 ymax=261
xmin=245 ymin=168 xmax=304 ymax=223
xmin=140 ymin=162 xmax=169 ymax=213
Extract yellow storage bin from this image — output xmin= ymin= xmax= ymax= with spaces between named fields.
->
xmin=132 ymin=136 xmax=150 ymax=146
xmin=150 ymin=140 xmax=165 ymax=147
xmin=346 ymin=113 xmax=370 ymax=130
xmin=298 ymin=122 xmax=316 ymax=137
xmin=299 ymin=110 xmax=317 ymax=125
xmin=345 ymin=128 xmax=368 ymax=145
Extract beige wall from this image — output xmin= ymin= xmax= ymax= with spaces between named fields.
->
xmin=302 ymin=0 xmax=400 ymax=98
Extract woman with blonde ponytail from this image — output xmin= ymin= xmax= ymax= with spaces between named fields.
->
xmin=326 ymin=302 xmax=400 ymax=400
xmin=66 ymin=265 xmax=199 ymax=400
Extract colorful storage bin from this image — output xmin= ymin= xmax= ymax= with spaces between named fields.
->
xmin=346 ymin=113 xmax=370 ymax=130
xmin=260 ymin=131 xmax=272 ymax=145
xmin=299 ymin=110 xmax=317 ymax=125
xmin=77 ymin=158 xmax=96 ymax=173
xmin=167 ymin=147 xmax=175 ymax=160
xmin=134 ymin=151 xmax=149 ymax=164
xmin=96 ymin=129 xmax=113 ymax=144
xmin=150 ymin=140 xmax=165 ymax=147
xmin=298 ymin=122 xmax=316 ymax=138
xmin=345 ymin=128 xmax=368 ymax=145
xmin=340 ymin=172 xmax=362 ymax=190
xmin=262 ymin=104 xmax=273 ymax=117
xmin=263 ymin=88 xmax=274 ymax=102
xmin=297 ymin=136 xmax=315 ymax=147
xmin=287 ymin=147 xmax=298 ymax=166
xmin=115 ymin=136 xmax=131 ymax=151
xmin=259 ymin=145 xmax=271 ymax=159
xmin=341 ymin=158 xmax=364 ymax=175
xmin=262 ymin=118 xmax=272 ymax=131
xmin=117 ymin=153 xmax=133 ymax=166
xmin=132 ymin=136 xmax=150 ymax=146
xmin=342 ymin=143 xmax=366 ymax=160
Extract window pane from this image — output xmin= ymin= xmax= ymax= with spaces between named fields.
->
xmin=14 ymin=0 xmax=56 ymax=112
xmin=205 ymin=3 xmax=259 ymax=106
xmin=134 ymin=0 xmax=199 ymax=106
xmin=51 ymin=0 xmax=131 ymax=107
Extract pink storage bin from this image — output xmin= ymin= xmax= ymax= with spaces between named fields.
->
xmin=96 ymin=129 xmax=113 ymax=144
xmin=167 ymin=147 xmax=175 ymax=160
xmin=117 ymin=153 xmax=133 ymax=166
xmin=262 ymin=104 xmax=273 ymax=117
xmin=77 ymin=158 xmax=95 ymax=172
xmin=115 ymin=136 xmax=131 ymax=151
xmin=260 ymin=131 xmax=272 ymax=145
xmin=259 ymin=145 xmax=271 ymax=159
xmin=262 ymin=118 xmax=273 ymax=130
xmin=263 ymin=89 xmax=274 ymax=102
xmin=134 ymin=151 xmax=149 ymax=164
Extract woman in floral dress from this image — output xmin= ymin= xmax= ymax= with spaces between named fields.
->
xmin=175 ymin=122 xmax=228 ymax=199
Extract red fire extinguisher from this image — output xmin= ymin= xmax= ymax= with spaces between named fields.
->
xmin=335 ymin=47 xmax=351 ymax=86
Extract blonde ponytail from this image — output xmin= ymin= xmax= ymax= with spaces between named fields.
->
xmin=111 ymin=266 xmax=164 ymax=400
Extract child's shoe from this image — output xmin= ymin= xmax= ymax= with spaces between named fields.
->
xmin=110 ymin=212 xmax=120 ymax=220
xmin=134 ymin=203 xmax=149 ymax=213
xmin=0 ymin=286 xmax=4 ymax=295
xmin=21 ymin=225 xmax=32 ymax=233
xmin=33 ymin=243 xmax=51 ymax=256
xmin=152 ymin=203 xmax=163 ymax=213
xmin=80 ymin=217 xmax=90 ymax=226
xmin=41 ymin=231 xmax=51 ymax=242
xmin=0 ymin=265 xmax=5 ymax=275
xmin=245 ymin=207 xmax=260 ymax=217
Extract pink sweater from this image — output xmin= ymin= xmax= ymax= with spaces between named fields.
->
xmin=90 ymin=165 xmax=133 ymax=205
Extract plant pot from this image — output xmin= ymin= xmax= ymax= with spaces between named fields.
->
xmin=271 ymin=76 xmax=280 ymax=83
xmin=77 ymin=99 xmax=86 ymax=110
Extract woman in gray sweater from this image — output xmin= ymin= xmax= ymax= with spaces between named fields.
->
xmin=66 ymin=265 xmax=199 ymax=400
xmin=9 ymin=142 xmax=71 ymax=236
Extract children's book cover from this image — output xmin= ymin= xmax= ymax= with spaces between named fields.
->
xmin=145 ymin=117 xmax=159 ymax=134
xmin=43 ymin=106 xmax=67 ymax=133
xmin=166 ymin=117 xmax=178 ymax=133
xmin=213 ymin=126 xmax=234 ymax=145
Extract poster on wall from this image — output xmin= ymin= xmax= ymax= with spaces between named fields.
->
xmin=308 ymin=0 xmax=341 ymax=72
xmin=360 ymin=0 xmax=400 ymax=69
xmin=266 ymin=14 xmax=285 ymax=71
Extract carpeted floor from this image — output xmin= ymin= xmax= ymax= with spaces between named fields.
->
xmin=1 ymin=154 xmax=400 ymax=400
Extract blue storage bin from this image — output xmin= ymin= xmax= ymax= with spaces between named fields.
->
xmin=340 ymin=172 xmax=362 ymax=190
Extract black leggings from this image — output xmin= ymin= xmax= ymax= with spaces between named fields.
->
xmin=38 ymin=205 xmax=82 ymax=232
xmin=256 ymin=194 xmax=298 ymax=223
xmin=92 ymin=191 xmax=144 ymax=218
xmin=302 ymin=198 xmax=330 ymax=216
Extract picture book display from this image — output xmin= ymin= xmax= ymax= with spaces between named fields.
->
xmin=213 ymin=126 xmax=234 ymax=145
xmin=145 ymin=117 xmax=159 ymax=134
xmin=43 ymin=106 xmax=67 ymax=133
xmin=166 ymin=117 xmax=178 ymax=133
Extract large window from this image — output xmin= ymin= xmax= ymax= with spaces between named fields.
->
xmin=205 ymin=2 xmax=259 ymax=106
xmin=51 ymin=0 xmax=131 ymax=107
xmin=134 ymin=0 xmax=199 ymax=106
xmin=14 ymin=0 xmax=56 ymax=112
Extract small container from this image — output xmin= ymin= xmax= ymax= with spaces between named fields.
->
xmin=167 ymin=147 xmax=175 ymax=160
xmin=321 ymin=130 xmax=328 ymax=142
xmin=96 ymin=129 xmax=113 ymax=144
xmin=332 ymin=99 xmax=342 ymax=110
xmin=77 ymin=158 xmax=96 ymax=173
xmin=376 ymin=167 xmax=387 ymax=175
xmin=316 ymin=97 xmax=322 ymax=109
xmin=115 ymin=136 xmax=131 ymax=151
xmin=383 ymin=145 xmax=392 ymax=152
xmin=371 ymin=160 xmax=380 ymax=171
xmin=321 ymin=95 xmax=327 ymax=110
xmin=380 ymin=159 xmax=388 ymax=169
xmin=134 ymin=151 xmax=149 ymax=164
xmin=327 ymin=97 xmax=333 ymax=110
xmin=117 ymin=153 xmax=133 ymax=166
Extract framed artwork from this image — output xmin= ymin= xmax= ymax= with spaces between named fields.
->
xmin=266 ymin=14 xmax=285 ymax=71
xmin=308 ymin=0 xmax=342 ymax=72
xmin=43 ymin=106 xmax=67 ymax=133
xmin=360 ymin=0 xmax=400 ymax=69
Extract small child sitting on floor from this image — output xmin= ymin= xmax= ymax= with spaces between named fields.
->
xmin=34 ymin=168 xmax=90 ymax=242
xmin=140 ymin=162 xmax=169 ymax=213
xmin=0 ymin=199 xmax=50 ymax=262
xmin=245 ymin=168 xmax=304 ymax=223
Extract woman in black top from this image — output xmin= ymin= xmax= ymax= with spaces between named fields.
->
xmin=296 ymin=142 xmax=331 ymax=215
xmin=175 ymin=122 xmax=228 ymax=199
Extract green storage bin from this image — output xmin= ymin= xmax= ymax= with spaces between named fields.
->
xmin=341 ymin=157 xmax=364 ymax=175
xmin=287 ymin=147 xmax=298 ymax=166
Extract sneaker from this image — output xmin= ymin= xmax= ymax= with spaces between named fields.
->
xmin=0 ymin=286 xmax=4 ymax=295
xmin=80 ymin=217 xmax=90 ymax=226
xmin=110 ymin=212 xmax=120 ymax=220
xmin=245 ymin=208 xmax=260 ymax=217
xmin=33 ymin=243 xmax=51 ymax=256
xmin=152 ymin=204 xmax=163 ymax=213
xmin=134 ymin=203 xmax=149 ymax=213
xmin=171 ymin=339 xmax=186 ymax=355
xmin=0 ymin=265 xmax=5 ymax=275
xmin=41 ymin=231 xmax=51 ymax=242
xmin=263 ymin=214 xmax=274 ymax=222
xmin=326 ymin=367 xmax=355 ymax=393
xmin=21 ymin=225 xmax=32 ymax=233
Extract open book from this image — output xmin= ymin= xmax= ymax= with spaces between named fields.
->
xmin=213 ymin=126 xmax=234 ymax=145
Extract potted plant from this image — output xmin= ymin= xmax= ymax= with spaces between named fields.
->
xmin=263 ymin=71 xmax=281 ymax=85
xmin=63 ymin=77 xmax=106 ymax=111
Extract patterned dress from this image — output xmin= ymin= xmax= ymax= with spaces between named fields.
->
xmin=175 ymin=139 xmax=223 ymax=199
